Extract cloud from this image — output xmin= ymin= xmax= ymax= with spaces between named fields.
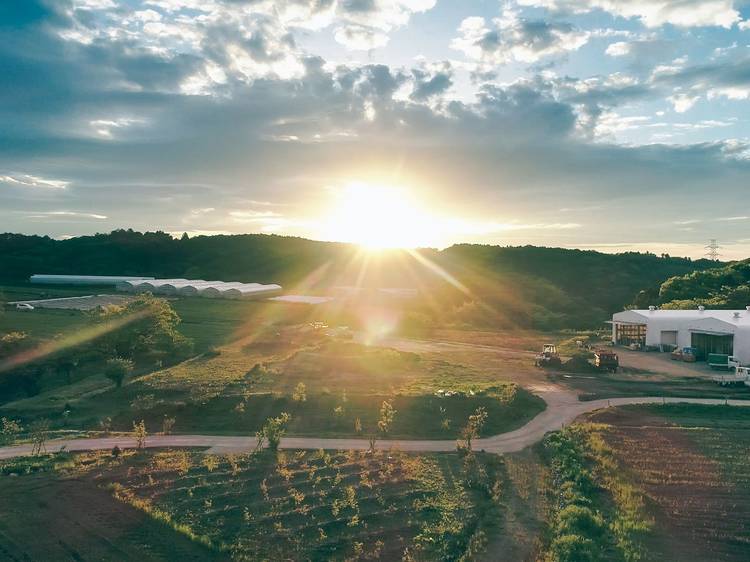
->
xmin=2 ymin=0 xmax=750 ymax=248
xmin=517 ymin=0 xmax=740 ymax=28
xmin=25 ymin=211 xmax=108 ymax=219
xmin=668 ymin=92 xmax=700 ymax=112
xmin=452 ymin=10 xmax=589 ymax=64
xmin=1 ymin=174 xmax=69 ymax=189
xmin=332 ymin=0 xmax=436 ymax=49
xmin=409 ymin=62 xmax=453 ymax=101
xmin=653 ymin=56 xmax=750 ymax=104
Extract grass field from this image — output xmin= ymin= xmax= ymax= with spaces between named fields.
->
xmin=551 ymin=370 xmax=750 ymax=400
xmin=1 ymin=334 xmax=545 ymax=439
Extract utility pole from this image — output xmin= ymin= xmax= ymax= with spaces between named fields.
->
xmin=705 ymin=239 xmax=721 ymax=261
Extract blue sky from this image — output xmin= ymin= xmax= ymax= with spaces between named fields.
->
xmin=1 ymin=0 xmax=750 ymax=258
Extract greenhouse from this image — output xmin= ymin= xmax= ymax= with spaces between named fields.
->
xmin=114 ymin=278 xmax=283 ymax=300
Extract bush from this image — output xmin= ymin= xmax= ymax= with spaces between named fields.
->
xmin=556 ymin=505 xmax=605 ymax=539
xmin=549 ymin=534 xmax=597 ymax=562
xmin=105 ymin=357 xmax=134 ymax=388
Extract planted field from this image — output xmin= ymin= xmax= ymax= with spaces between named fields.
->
xmin=1 ymin=448 xmax=505 ymax=561
xmin=584 ymin=405 xmax=750 ymax=561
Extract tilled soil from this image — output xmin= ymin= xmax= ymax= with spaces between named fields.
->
xmin=587 ymin=408 xmax=750 ymax=562
xmin=0 ymin=472 xmax=226 ymax=561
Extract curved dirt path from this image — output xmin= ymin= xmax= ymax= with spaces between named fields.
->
xmin=2 ymin=390 xmax=748 ymax=459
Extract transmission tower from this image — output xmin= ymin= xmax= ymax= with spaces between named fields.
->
xmin=705 ymin=239 xmax=721 ymax=261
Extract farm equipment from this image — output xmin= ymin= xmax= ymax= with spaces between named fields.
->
xmin=535 ymin=344 xmax=562 ymax=368
xmin=594 ymin=349 xmax=619 ymax=373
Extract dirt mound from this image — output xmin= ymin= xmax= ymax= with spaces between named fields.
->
xmin=561 ymin=354 xmax=599 ymax=373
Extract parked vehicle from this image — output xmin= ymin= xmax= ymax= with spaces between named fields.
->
xmin=534 ymin=344 xmax=562 ymax=368
xmin=594 ymin=349 xmax=619 ymax=373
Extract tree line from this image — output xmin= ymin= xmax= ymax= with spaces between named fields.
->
xmin=0 ymin=295 xmax=193 ymax=403
xmin=0 ymin=230 xmax=719 ymax=329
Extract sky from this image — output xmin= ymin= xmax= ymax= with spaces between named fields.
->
xmin=1 ymin=0 xmax=750 ymax=259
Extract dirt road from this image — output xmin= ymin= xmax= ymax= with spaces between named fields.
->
xmin=2 ymin=388 xmax=747 ymax=459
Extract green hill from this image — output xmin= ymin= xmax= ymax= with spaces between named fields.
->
xmin=636 ymin=259 xmax=750 ymax=309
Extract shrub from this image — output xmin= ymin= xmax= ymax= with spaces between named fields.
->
xmin=549 ymin=534 xmax=597 ymax=562
xmin=105 ymin=357 xmax=134 ymax=388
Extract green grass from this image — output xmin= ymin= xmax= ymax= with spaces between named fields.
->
xmin=0 ymin=307 xmax=90 ymax=339
xmin=1 ymin=337 xmax=545 ymax=439
xmin=553 ymin=371 xmax=750 ymax=400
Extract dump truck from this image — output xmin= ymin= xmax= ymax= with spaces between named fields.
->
xmin=535 ymin=344 xmax=562 ymax=368
xmin=594 ymin=348 xmax=619 ymax=373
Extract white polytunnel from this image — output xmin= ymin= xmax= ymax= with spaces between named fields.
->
xmin=31 ymin=274 xmax=154 ymax=286
xmin=112 ymin=277 xmax=284 ymax=300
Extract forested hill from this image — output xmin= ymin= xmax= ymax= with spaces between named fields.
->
xmin=634 ymin=259 xmax=750 ymax=309
xmin=434 ymin=245 xmax=717 ymax=327
xmin=0 ymin=231 xmax=718 ymax=328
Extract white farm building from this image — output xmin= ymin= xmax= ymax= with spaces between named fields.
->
xmin=612 ymin=307 xmax=750 ymax=365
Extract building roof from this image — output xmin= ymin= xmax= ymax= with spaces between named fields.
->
xmin=614 ymin=308 xmax=750 ymax=328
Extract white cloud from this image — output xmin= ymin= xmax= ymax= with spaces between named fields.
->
xmin=517 ymin=0 xmax=740 ymax=28
xmin=334 ymin=25 xmax=389 ymax=50
xmin=605 ymin=41 xmax=630 ymax=56
xmin=668 ymin=92 xmax=700 ymax=112
xmin=452 ymin=10 xmax=589 ymax=64
xmin=708 ymin=86 xmax=750 ymax=100
xmin=1 ymin=174 xmax=69 ymax=189
xmin=25 ymin=211 xmax=108 ymax=220
xmin=89 ymin=117 xmax=146 ymax=138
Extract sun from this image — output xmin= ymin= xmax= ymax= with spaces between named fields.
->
xmin=323 ymin=182 xmax=440 ymax=249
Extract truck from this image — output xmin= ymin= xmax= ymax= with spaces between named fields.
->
xmin=594 ymin=348 xmax=619 ymax=373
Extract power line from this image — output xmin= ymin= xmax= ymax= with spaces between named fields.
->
xmin=705 ymin=239 xmax=721 ymax=261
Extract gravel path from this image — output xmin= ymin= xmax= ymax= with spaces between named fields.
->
xmin=2 ymin=389 xmax=747 ymax=459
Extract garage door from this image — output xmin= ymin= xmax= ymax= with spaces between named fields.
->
xmin=660 ymin=330 xmax=678 ymax=346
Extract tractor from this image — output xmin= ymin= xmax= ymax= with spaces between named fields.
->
xmin=535 ymin=344 xmax=562 ymax=368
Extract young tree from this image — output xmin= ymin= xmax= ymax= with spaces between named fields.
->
xmin=0 ymin=417 xmax=22 ymax=445
xmin=256 ymin=413 xmax=291 ymax=451
xmin=459 ymin=407 xmax=488 ymax=453
xmin=292 ymin=382 xmax=306 ymax=402
xmin=162 ymin=415 xmax=176 ymax=435
xmin=377 ymin=400 xmax=397 ymax=436
xmin=133 ymin=419 xmax=147 ymax=449
xmin=99 ymin=416 xmax=113 ymax=435
xmin=105 ymin=357 xmax=134 ymax=388
xmin=30 ymin=419 xmax=50 ymax=455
